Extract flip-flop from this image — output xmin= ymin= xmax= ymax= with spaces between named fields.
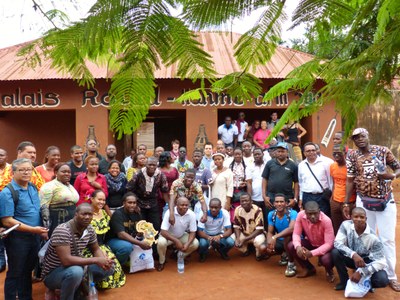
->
xmin=389 ymin=280 xmax=400 ymax=292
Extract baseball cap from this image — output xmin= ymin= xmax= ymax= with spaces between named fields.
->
xmin=275 ymin=142 xmax=288 ymax=150
xmin=351 ymin=128 xmax=369 ymax=137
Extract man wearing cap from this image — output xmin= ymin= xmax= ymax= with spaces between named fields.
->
xmin=262 ymin=142 xmax=299 ymax=215
xmin=298 ymin=142 xmax=332 ymax=216
xmin=344 ymin=128 xmax=400 ymax=292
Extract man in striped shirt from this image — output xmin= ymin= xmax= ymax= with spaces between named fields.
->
xmin=42 ymin=203 xmax=113 ymax=300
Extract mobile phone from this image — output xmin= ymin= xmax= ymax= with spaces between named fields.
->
xmin=0 ymin=223 xmax=21 ymax=238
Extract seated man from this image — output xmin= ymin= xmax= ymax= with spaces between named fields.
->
xmin=157 ymin=196 xmax=199 ymax=271
xmin=197 ymin=198 xmax=234 ymax=262
xmin=169 ymin=169 xmax=207 ymax=223
xmin=232 ymin=193 xmax=266 ymax=260
xmin=261 ymin=193 xmax=297 ymax=277
xmin=107 ymin=192 xmax=151 ymax=265
xmin=41 ymin=203 xmax=114 ymax=300
xmin=332 ymin=207 xmax=389 ymax=291
xmin=288 ymin=201 xmax=335 ymax=282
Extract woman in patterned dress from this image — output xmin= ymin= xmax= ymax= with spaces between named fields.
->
xmin=83 ymin=190 xmax=126 ymax=289
xmin=39 ymin=163 xmax=79 ymax=236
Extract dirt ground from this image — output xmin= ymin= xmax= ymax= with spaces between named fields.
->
xmin=1 ymin=182 xmax=400 ymax=299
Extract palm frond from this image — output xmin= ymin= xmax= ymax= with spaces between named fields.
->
xmin=234 ymin=1 xmax=286 ymax=72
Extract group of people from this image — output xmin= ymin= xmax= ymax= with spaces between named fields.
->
xmin=0 ymin=121 xmax=399 ymax=299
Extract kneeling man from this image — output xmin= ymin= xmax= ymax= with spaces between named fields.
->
xmin=332 ymin=207 xmax=389 ymax=291
xmin=41 ymin=203 xmax=114 ymax=300
xmin=157 ymin=197 xmax=199 ymax=271
xmin=197 ymin=198 xmax=234 ymax=262
xmin=232 ymin=193 xmax=266 ymax=260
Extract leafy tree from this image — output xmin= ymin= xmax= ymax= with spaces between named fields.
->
xmin=19 ymin=0 xmax=400 ymax=139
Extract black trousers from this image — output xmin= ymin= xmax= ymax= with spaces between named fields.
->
xmin=331 ymin=248 xmax=389 ymax=288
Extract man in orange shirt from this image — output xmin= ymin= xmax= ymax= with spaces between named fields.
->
xmin=0 ymin=141 xmax=45 ymax=191
xmin=330 ymin=145 xmax=355 ymax=235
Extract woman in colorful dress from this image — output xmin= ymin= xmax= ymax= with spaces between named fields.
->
xmin=74 ymin=155 xmax=108 ymax=206
xmin=105 ymin=160 xmax=127 ymax=215
xmin=126 ymin=153 xmax=147 ymax=181
xmin=35 ymin=146 xmax=61 ymax=182
xmin=39 ymin=162 xmax=79 ymax=236
xmin=83 ymin=190 xmax=126 ymax=289
xmin=253 ymin=120 xmax=271 ymax=150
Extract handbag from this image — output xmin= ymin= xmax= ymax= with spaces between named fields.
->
xmin=360 ymin=194 xmax=390 ymax=212
xmin=344 ymin=271 xmax=372 ymax=298
xmin=305 ymin=162 xmax=332 ymax=202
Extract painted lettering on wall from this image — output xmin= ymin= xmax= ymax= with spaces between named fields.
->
xmin=0 ymin=88 xmax=60 ymax=108
xmin=160 ymin=89 xmax=289 ymax=107
xmin=81 ymin=88 xmax=110 ymax=107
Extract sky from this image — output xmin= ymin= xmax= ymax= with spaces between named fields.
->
xmin=0 ymin=0 xmax=304 ymax=49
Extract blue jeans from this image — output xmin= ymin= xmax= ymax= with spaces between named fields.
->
xmin=3 ymin=231 xmax=40 ymax=300
xmin=44 ymin=264 xmax=112 ymax=300
xmin=107 ymin=238 xmax=133 ymax=265
xmin=198 ymin=236 xmax=234 ymax=255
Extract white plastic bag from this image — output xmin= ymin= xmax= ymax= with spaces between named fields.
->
xmin=38 ymin=240 xmax=51 ymax=264
xmin=129 ymin=244 xmax=154 ymax=273
xmin=194 ymin=201 xmax=203 ymax=222
xmin=344 ymin=271 xmax=372 ymax=298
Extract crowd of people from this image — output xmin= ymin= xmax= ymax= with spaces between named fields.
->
xmin=0 ymin=111 xmax=399 ymax=299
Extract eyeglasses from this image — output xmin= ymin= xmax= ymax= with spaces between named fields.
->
xmin=16 ymin=168 xmax=33 ymax=173
xmin=304 ymin=149 xmax=316 ymax=153
xmin=179 ymin=151 xmax=186 ymax=153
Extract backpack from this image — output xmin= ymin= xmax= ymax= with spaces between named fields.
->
xmin=271 ymin=208 xmax=292 ymax=227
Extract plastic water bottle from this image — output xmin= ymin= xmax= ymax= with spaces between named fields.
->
xmin=87 ymin=282 xmax=98 ymax=300
xmin=177 ymin=251 xmax=185 ymax=274
xmin=372 ymin=156 xmax=385 ymax=174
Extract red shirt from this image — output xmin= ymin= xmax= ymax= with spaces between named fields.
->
xmin=73 ymin=172 xmax=108 ymax=206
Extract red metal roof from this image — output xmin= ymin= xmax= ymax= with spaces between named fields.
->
xmin=0 ymin=31 xmax=314 ymax=81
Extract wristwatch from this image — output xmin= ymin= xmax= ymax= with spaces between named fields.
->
xmin=293 ymin=198 xmax=298 ymax=203
xmin=220 ymin=234 xmax=224 ymax=238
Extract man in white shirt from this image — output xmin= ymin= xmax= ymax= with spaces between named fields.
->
xmin=218 ymin=116 xmax=238 ymax=148
xmin=234 ymin=112 xmax=248 ymax=147
xmin=246 ymin=148 xmax=267 ymax=223
xmin=201 ymin=142 xmax=213 ymax=170
xmin=156 ymin=197 xmax=199 ymax=271
xmin=298 ymin=142 xmax=333 ymax=216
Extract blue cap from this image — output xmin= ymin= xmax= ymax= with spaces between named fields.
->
xmin=275 ymin=142 xmax=288 ymax=150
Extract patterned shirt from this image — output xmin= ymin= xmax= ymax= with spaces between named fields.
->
xmin=334 ymin=220 xmax=387 ymax=276
xmin=169 ymin=178 xmax=205 ymax=204
xmin=347 ymin=145 xmax=400 ymax=199
xmin=126 ymin=170 xmax=168 ymax=209
xmin=39 ymin=179 xmax=79 ymax=208
xmin=173 ymin=160 xmax=194 ymax=178
xmin=0 ymin=165 xmax=45 ymax=191
xmin=233 ymin=204 xmax=264 ymax=236
xmin=42 ymin=220 xmax=97 ymax=278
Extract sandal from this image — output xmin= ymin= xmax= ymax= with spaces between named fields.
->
xmin=326 ymin=271 xmax=336 ymax=283
xmin=389 ymin=280 xmax=400 ymax=292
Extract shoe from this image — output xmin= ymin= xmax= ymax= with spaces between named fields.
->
xmin=334 ymin=283 xmax=346 ymax=291
xmin=0 ymin=265 xmax=5 ymax=273
xmin=219 ymin=251 xmax=230 ymax=261
xmin=326 ymin=270 xmax=336 ymax=283
xmin=278 ymin=254 xmax=288 ymax=266
xmin=255 ymin=254 xmax=269 ymax=261
xmin=389 ymin=280 xmax=400 ymax=292
xmin=199 ymin=254 xmax=207 ymax=263
xmin=241 ymin=250 xmax=250 ymax=257
xmin=285 ymin=264 xmax=296 ymax=277
xmin=296 ymin=268 xmax=316 ymax=278
xmin=156 ymin=263 xmax=165 ymax=272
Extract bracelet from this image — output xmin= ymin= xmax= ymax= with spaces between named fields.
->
xmin=342 ymin=203 xmax=349 ymax=208
xmin=272 ymin=236 xmax=276 ymax=240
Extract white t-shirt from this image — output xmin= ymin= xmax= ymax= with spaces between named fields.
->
xmin=246 ymin=162 xmax=266 ymax=202
xmin=218 ymin=124 xmax=238 ymax=144
xmin=161 ymin=207 xmax=197 ymax=238
xmin=197 ymin=209 xmax=231 ymax=235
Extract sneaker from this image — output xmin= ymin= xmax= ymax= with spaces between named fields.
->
xmin=285 ymin=264 xmax=296 ymax=277
xmin=278 ymin=254 xmax=288 ymax=266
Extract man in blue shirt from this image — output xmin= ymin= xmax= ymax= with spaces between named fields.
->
xmin=0 ymin=158 xmax=48 ymax=300
xmin=197 ymin=198 xmax=234 ymax=262
xmin=261 ymin=193 xmax=298 ymax=277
